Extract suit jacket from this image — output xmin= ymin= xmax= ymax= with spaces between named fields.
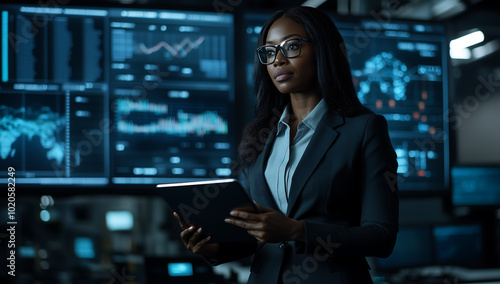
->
xmin=209 ymin=111 xmax=399 ymax=284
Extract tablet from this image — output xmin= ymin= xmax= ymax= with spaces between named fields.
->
xmin=157 ymin=179 xmax=259 ymax=243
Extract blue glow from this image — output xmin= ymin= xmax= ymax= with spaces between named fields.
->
xmin=215 ymin=168 xmax=231 ymax=176
xmin=168 ymin=262 xmax=193 ymax=277
xmin=452 ymin=167 xmax=500 ymax=206
xmin=181 ymin=68 xmax=192 ymax=75
xmin=192 ymin=168 xmax=207 ymax=176
xmin=427 ymin=151 xmax=436 ymax=159
xmin=378 ymin=226 xmax=433 ymax=269
xmin=40 ymin=210 xmax=51 ymax=222
xmin=19 ymin=246 xmax=36 ymax=258
xmin=0 ymin=106 xmax=66 ymax=163
xmin=179 ymin=26 xmax=195 ymax=32
xmin=74 ymin=237 xmax=95 ymax=259
xmin=2 ymin=11 xmax=8 ymax=82
xmin=106 ymin=211 xmax=134 ymax=231
xmin=418 ymin=123 xmax=429 ymax=132
xmin=414 ymin=24 xmax=425 ymax=32
xmin=356 ymin=52 xmax=410 ymax=103
xmin=214 ymin=142 xmax=230 ymax=150
xmin=433 ymin=225 xmax=482 ymax=265
xmin=132 ymin=167 xmax=157 ymax=175
xmin=170 ymin=156 xmax=181 ymax=164
xmin=172 ymin=168 xmax=184 ymax=175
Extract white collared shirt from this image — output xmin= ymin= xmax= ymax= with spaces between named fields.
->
xmin=264 ymin=99 xmax=327 ymax=213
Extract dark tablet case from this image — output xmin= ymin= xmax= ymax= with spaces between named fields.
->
xmin=156 ymin=179 xmax=259 ymax=243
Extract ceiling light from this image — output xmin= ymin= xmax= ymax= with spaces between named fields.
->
xmin=450 ymin=30 xmax=484 ymax=50
xmin=302 ymin=0 xmax=328 ymax=8
xmin=472 ymin=39 xmax=500 ymax=59
xmin=450 ymin=48 xmax=471 ymax=60
xmin=432 ymin=0 xmax=466 ymax=19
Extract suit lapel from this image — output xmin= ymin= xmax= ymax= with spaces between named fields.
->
xmin=252 ymin=130 xmax=281 ymax=211
xmin=286 ymin=112 xmax=345 ymax=216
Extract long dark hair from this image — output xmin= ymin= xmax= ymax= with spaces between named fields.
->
xmin=238 ymin=6 xmax=369 ymax=167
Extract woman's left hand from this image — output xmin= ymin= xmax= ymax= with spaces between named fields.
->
xmin=225 ymin=202 xmax=304 ymax=243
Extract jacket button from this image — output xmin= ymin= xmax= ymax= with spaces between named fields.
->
xmin=279 ymin=241 xmax=287 ymax=250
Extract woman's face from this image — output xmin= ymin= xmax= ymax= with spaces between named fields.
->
xmin=265 ymin=16 xmax=316 ymax=95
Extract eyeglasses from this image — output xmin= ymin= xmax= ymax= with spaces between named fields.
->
xmin=256 ymin=38 xmax=311 ymax=65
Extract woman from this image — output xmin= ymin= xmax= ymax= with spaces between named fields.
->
xmin=174 ymin=6 xmax=398 ymax=284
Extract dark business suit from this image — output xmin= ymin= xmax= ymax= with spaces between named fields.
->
xmin=209 ymin=111 xmax=399 ymax=284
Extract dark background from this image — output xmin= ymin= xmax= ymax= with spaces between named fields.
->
xmin=1 ymin=0 xmax=500 ymax=283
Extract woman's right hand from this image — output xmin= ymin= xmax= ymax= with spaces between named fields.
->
xmin=173 ymin=212 xmax=219 ymax=257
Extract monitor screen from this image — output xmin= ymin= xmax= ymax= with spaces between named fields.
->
xmin=106 ymin=211 xmax=134 ymax=231
xmin=377 ymin=223 xmax=484 ymax=271
xmin=167 ymin=262 xmax=194 ymax=277
xmin=74 ymin=237 xmax=96 ymax=259
xmin=107 ymin=8 xmax=235 ymax=184
xmin=0 ymin=5 xmax=109 ymax=185
xmin=338 ymin=17 xmax=449 ymax=191
xmin=145 ymin=256 xmax=218 ymax=283
xmin=18 ymin=245 xmax=36 ymax=258
xmin=452 ymin=167 xmax=500 ymax=206
xmin=433 ymin=224 xmax=483 ymax=266
xmin=0 ymin=4 xmax=235 ymax=187
xmin=243 ymin=13 xmax=271 ymax=124
xmin=244 ymin=13 xmax=449 ymax=191
xmin=377 ymin=226 xmax=434 ymax=270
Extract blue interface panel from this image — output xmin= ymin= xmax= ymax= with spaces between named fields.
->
xmin=0 ymin=5 xmax=235 ymax=186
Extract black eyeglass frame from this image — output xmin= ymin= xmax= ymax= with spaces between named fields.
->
xmin=256 ymin=38 xmax=311 ymax=65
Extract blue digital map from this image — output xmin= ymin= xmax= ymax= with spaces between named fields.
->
xmin=0 ymin=105 xmax=66 ymax=165
xmin=356 ymin=52 xmax=410 ymax=103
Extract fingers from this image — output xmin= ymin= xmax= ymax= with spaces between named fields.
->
xmin=180 ymin=226 xmax=200 ymax=243
xmin=173 ymin=212 xmax=188 ymax=230
xmin=193 ymin=235 xmax=212 ymax=252
xmin=226 ymin=206 xmax=272 ymax=229
xmin=173 ymin=214 xmax=217 ymax=256
xmin=229 ymin=210 xmax=261 ymax=221
xmin=189 ymin=227 xmax=207 ymax=246
xmin=179 ymin=226 xmax=193 ymax=244
xmin=225 ymin=217 xmax=245 ymax=228
xmin=230 ymin=210 xmax=250 ymax=219
xmin=179 ymin=226 xmax=210 ymax=252
xmin=225 ymin=217 xmax=262 ymax=230
xmin=225 ymin=218 xmax=262 ymax=242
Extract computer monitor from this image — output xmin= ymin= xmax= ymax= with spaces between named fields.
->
xmin=106 ymin=211 xmax=134 ymax=231
xmin=0 ymin=4 xmax=236 ymax=188
xmin=452 ymin=167 xmax=500 ymax=206
xmin=108 ymin=8 xmax=235 ymax=185
xmin=336 ymin=16 xmax=449 ymax=191
xmin=433 ymin=224 xmax=483 ymax=266
xmin=242 ymin=12 xmax=272 ymax=124
xmin=377 ymin=226 xmax=434 ymax=270
xmin=145 ymin=256 xmax=223 ymax=284
xmin=0 ymin=4 xmax=109 ymax=186
xmin=377 ymin=223 xmax=485 ymax=271
xmin=74 ymin=237 xmax=96 ymax=259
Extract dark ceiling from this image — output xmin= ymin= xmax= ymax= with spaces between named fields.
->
xmin=10 ymin=0 xmax=500 ymax=21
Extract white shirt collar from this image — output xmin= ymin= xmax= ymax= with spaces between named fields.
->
xmin=276 ymin=99 xmax=327 ymax=135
